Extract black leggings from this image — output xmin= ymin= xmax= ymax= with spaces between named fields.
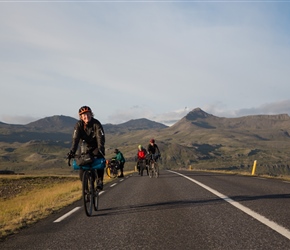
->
xmin=79 ymin=168 xmax=104 ymax=182
xmin=119 ymin=162 xmax=124 ymax=174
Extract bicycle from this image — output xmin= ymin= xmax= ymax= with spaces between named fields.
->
xmin=105 ymin=158 xmax=120 ymax=178
xmin=68 ymin=155 xmax=106 ymax=217
xmin=148 ymin=153 xmax=159 ymax=178
xmin=137 ymin=159 xmax=148 ymax=176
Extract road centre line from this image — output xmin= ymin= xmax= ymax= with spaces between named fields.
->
xmin=169 ymin=170 xmax=290 ymax=240
xmin=53 ymin=176 xmax=131 ymax=223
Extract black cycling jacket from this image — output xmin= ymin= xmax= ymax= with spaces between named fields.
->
xmin=70 ymin=118 xmax=105 ymax=157
xmin=147 ymin=143 xmax=160 ymax=155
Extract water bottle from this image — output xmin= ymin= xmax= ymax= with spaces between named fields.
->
xmin=80 ymin=140 xmax=87 ymax=154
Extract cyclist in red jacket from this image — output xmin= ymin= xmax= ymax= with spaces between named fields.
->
xmin=136 ymin=145 xmax=148 ymax=175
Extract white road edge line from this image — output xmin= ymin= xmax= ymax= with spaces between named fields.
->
xmin=110 ymin=183 xmax=117 ymax=187
xmin=53 ymin=191 xmax=105 ymax=223
xmin=169 ymin=170 xmax=290 ymax=240
xmin=53 ymin=207 xmax=81 ymax=223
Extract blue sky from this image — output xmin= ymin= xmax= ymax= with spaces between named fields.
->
xmin=1 ymin=1 xmax=290 ymax=126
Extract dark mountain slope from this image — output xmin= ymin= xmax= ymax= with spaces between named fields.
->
xmin=104 ymin=118 xmax=167 ymax=134
xmin=25 ymin=115 xmax=77 ymax=133
xmin=0 ymin=116 xmax=167 ymax=143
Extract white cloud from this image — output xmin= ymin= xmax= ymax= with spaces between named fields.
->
xmin=0 ymin=2 xmax=290 ymax=125
xmin=203 ymin=99 xmax=290 ymax=118
xmin=234 ymin=100 xmax=290 ymax=117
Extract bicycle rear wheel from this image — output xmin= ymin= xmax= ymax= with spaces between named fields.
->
xmin=140 ymin=162 xmax=144 ymax=176
xmin=82 ymin=171 xmax=93 ymax=217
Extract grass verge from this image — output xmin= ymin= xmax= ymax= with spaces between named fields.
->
xmin=0 ymin=171 xmax=134 ymax=240
xmin=0 ymin=176 xmax=81 ymax=239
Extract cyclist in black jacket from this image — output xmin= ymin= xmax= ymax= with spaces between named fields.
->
xmin=67 ymin=106 xmax=105 ymax=190
xmin=147 ymin=138 xmax=161 ymax=161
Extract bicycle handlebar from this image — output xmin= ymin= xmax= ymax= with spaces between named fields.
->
xmin=66 ymin=149 xmax=104 ymax=167
xmin=67 ymin=156 xmax=72 ymax=166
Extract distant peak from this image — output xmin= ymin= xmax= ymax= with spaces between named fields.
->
xmin=185 ymin=108 xmax=212 ymax=120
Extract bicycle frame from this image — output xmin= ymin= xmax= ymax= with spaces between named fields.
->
xmin=138 ymin=159 xmax=147 ymax=176
xmin=82 ymin=168 xmax=99 ymax=216
xmin=68 ymin=156 xmax=105 ymax=216
xmin=148 ymin=154 xmax=159 ymax=178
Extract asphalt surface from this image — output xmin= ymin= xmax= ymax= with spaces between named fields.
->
xmin=1 ymin=170 xmax=290 ymax=249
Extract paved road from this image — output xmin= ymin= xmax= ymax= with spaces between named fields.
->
xmin=1 ymin=170 xmax=290 ymax=249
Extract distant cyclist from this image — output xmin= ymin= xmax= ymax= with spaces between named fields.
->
xmin=113 ymin=148 xmax=125 ymax=178
xmin=147 ymin=138 xmax=161 ymax=161
xmin=67 ymin=106 xmax=105 ymax=190
xmin=136 ymin=145 xmax=148 ymax=175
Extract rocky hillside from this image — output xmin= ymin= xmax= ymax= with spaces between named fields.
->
xmin=1 ymin=108 xmax=290 ymax=176
xmin=172 ymin=108 xmax=290 ymax=130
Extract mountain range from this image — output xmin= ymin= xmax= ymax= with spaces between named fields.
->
xmin=1 ymin=108 xmax=290 ymax=176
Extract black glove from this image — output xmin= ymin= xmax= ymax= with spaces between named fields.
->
xmin=67 ymin=150 xmax=75 ymax=159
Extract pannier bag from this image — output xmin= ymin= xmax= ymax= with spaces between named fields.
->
xmin=73 ymin=157 xmax=106 ymax=170
xmin=109 ymin=159 xmax=120 ymax=170
xmin=75 ymin=153 xmax=94 ymax=166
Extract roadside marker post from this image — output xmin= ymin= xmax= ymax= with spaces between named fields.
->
xmin=251 ymin=160 xmax=257 ymax=175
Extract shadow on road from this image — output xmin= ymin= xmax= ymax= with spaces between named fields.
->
xmin=95 ymin=192 xmax=290 ymax=218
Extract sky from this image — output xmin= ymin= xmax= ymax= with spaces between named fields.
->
xmin=1 ymin=0 xmax=290 ymax=126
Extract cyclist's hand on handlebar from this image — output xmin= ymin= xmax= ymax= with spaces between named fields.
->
xmin=67 ymin=151 xmax=75 ymax=166
xmin=67 ymin=150 xmax=75 ymax=159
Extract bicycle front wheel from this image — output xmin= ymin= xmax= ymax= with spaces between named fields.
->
xmin=106 ymin=166 xmax=118 ymax=178
xmin=154 ymin=164 xmax=159 ymax=178
xmin=140 ymin=160 xmax=146 ymax=176
xmin=93 ymin=185 xmax=99 ymax=211
xmin=149 ymin=162 xmax=154 ymax=178
xmin=82 ymin=171 xmax=93 ymax=217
